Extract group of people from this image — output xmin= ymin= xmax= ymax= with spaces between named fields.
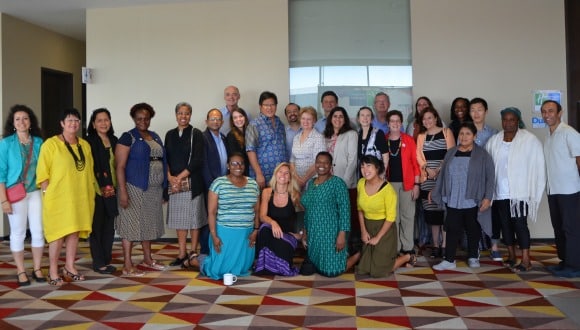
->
xmin=0 ymin=87 xmax=578 ymax=286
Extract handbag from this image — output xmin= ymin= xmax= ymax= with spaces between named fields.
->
xmin=168 ymin=129 xmax=193 ymax=195
xmin=6 ymin=183 xmax=26 ymax=203
xmin=6 ymin=141 xmax=33 ymax=203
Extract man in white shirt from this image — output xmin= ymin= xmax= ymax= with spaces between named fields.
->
xmin=541 ymin=100 xmax=580 ymax=278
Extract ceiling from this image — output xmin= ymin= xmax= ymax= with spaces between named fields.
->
xmin=0 ymin=0 xmax=198 ymax=41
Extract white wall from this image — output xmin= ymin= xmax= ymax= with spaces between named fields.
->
xmin=87 ymin=0 xmax=289 ymax=137
xmin=411 ymin=0 xmax=567 ymax=238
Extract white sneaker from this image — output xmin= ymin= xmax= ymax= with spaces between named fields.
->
xmin=468 ymin=258 xmax=480 ymax=268
xmin=433 ymin=260 xmax=456 ymax=271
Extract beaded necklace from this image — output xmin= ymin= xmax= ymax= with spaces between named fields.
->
xmin=388 ymin=138 xmax=401 ymax=157
xmin=62 ymin=134 xmax=86 ymax=171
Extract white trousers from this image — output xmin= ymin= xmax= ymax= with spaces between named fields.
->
xmin=8 ymin=190 xmax=44 ymax=251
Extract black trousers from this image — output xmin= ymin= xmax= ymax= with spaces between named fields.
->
xmin=89 ymin=195 xmax=116 ymax=269
xmin=493 ymin=200 xmax=530 ymax=249
xmin=548 ymin=192 xmax=580 ymax=270
xmin=444 ymin=206 xmax=479 ymax=262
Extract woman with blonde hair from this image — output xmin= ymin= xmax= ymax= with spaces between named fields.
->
xmin=290 ymin=106 xmax=326 ymax=189
xmin=254 ymin=162 xmax=303 ymax=275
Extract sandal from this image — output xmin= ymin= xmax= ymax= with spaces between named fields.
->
xmin=62 ymin=267 xmax=85 ymax=282
xmin=122 ymin=268 xmax=145 ymax=277
xmin=512 ymin=263 xmax=532 ymax=273
xmin=32 ymin=269 xmax=47 ymax=283
xmin=503 ymin=259 xmax=516 ymax=269
xmin=137 ymin=260 xmax=166 ymax=271
xmin=181 ymin=253 xmax=199 ymax=270
xmin=17 ymin=272 xmax=31 ymax=287
xmin=48 ymin=277 xmax=64 ymax=286
xmin=406 ymin=254 xmax=417 ymax=268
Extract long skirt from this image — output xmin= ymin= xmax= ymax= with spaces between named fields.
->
xmin=254 ymin=224 xmax=299 ymax=276
xmin=357 ymin=218 xmax=398 ymax=278
xmin=201 ymin=223 xmax=255 ymax=280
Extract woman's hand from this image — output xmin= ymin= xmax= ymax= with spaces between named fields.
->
xmin=119 ymin=190 xmax=129 ymax=209
xmin=256 ymin=173 xmax=266 ymax=189
xmin=1 ymin=201 xmax=12 ymax=215
xmin=411 ymin=185 xmax=420 ymax=201
xmin=168 ymin=175 xmax=179 ymax=194
xmin=367 ymin=235 xmax=381 ymax=246
xmin=248 ymin=229 xmax=258 ymax=248
xmin=271 ymin=221 xmax=283 ymax=239
xmin=211 ymin=234 xmax=222 ymax=254
xmin=335 ymin=231 xmax=346 ymax=252
xmin=361 ymin=229 xmax=370 ymax=244
xmin=480 ymin=198 xmax=491 ymax=212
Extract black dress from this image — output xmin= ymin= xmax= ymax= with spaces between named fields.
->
xmin=254 ymin=194 xmax=299 ymax=276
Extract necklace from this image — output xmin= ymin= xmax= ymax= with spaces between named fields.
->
xmin=62 ymin=134 xmax=86 ymax=171
xmin=388 ymin=138 xmax=401 ymax=157
xmin=19 ymin=135 xmax=32 ymax=145
xmin=275 ymin=190 xmax=288 ymax=195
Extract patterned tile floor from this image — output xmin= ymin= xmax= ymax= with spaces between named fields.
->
xmin=0 ymin=240 xmax=579 ymax=329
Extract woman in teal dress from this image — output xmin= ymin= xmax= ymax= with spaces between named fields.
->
xmin=301 ymin=151 xmax=355 ymax=277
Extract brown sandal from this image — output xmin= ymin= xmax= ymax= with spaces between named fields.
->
xmin=49 ymin=277 xmax=64 ymax=286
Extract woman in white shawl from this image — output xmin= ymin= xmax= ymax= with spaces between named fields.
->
xmin=485 ymin=107 xmax=545 ymax=272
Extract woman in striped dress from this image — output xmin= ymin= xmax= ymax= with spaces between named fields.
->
xmin=184 ymin=152 xmax=260 ymax=280
xmin=416 ymin=107 xmax=455 ymax=259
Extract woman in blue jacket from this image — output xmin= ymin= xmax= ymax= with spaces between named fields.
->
xmin=0 ymin=105 xmax=45 ymax=286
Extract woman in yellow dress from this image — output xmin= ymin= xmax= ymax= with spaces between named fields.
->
xmin=37 ymin=108 xmax=95 ymax=286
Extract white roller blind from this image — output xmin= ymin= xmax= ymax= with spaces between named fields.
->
xmin=289 ymin=0 xmax=411 ymax=67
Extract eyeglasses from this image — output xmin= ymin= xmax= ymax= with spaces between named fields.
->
xmin=230 ymin=161 xmax=244 ymax=167
xmin=208 ymin=117 xmax=222 ymax=122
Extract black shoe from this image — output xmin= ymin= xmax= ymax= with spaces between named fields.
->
xmin=17 ymin=272 xmax=31 ymax=287
xmin=32 ymin=269 xmax=47 ymax=283
xmin=94 ymin=265 xmax=116 ymax=274
xmin=169 ymin=256 xmax=187 ymax=267
xmin=430 ymin=249 xmax=437 ymax=259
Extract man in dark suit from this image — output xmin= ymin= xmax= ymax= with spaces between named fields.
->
xmin=199 ymin=109 xmax=230 ymax=255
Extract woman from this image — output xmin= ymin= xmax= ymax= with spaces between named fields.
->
xmin=406 ymin=96 xmax=434 ymax=140
xmin=165 ymin=102 xmax=207 ymax=267
xmin=115 ymin=102 xmax=167 ymax=276
xmin=254 ymin=162 xmax=302 ymax=276
xmin=431 ymin=123 xmax=495 ymax=270
xmin=37 ymin=108 xmax=95 ymax=286
xmin=184 ymin=153 xmax=260 ymax=279
xmin=225 ymin=108 xmax=250 ymax=176
xmin=357 ymin=155 xmax=416 ymax=277
xmin=385 ymin=110 xmax=421 ymax=255
xmin=357 ymin=106 xmax=388 ymax=175
xmin=87 ymin=108 xmax=118 ymax=274
xmin=301 ymin=152 xmax=356 ymax=277
xmin=449 ymin=97 xmax=472 ymax=142
xmin=416 ymin=107 xmax=455 ymax=259
xmin=324 ymin=107 xmax=358 ymax=189
xmin=0 ymin=105 xmax=45 ymax=286
xmin=290 ymin=106 xmax=326 ymax=189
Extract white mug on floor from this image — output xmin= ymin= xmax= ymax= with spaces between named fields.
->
xmin=223 ymin=273 xmax=237 ymax=286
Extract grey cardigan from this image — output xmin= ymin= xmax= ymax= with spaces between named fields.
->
xmin=432 ymin=144 xmax=496 ymax=235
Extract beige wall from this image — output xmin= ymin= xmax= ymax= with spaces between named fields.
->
xmin=86 ymin=0 xmax=290 ymax=137
xmin=411 ymin=0 xmax=567 ymax=238
xmin=0 ymin=14 xmax=85 ymax=237
xmin=1 ymin=14 xmax=85 ymax=128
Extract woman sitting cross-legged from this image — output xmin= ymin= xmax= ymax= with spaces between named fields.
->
xmin=254 ymin=162 xmax=303 ymax=276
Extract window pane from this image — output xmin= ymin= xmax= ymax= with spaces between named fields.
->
xmin=369 ymin=66 xmax=413 ymax=86
xmin=322 ymin=66 xmax=367 ymax=86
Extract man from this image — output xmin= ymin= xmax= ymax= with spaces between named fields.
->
xmin=373 ymin=92 xmax=390 ymax=134
xmin=485 ymin=107 xmax=545 ymax=273
xmin=219 ymin=85 xmax=248 ymax=134
xmin=201 ymin=109 xmax=229 ymax=255
xmin=314 ymin=91 xmax=338 ymax=133
xmin=285 ymin=103 xmax=301 ymax=158
xmin=246 ymin=91 xmax=288 ymax=189
xmin=541 ymin=100 xmax=580 ymax=278
xmin=202 ymin=109 xmax=229 ymax=190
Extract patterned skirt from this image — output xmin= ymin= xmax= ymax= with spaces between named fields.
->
xmin=167 ymin=192 xmax=207 ymax=230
